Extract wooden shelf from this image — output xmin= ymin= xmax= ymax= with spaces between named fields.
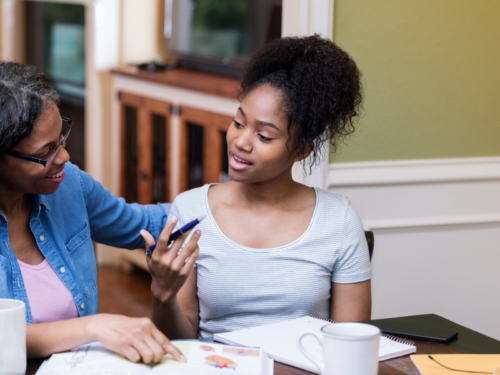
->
xmin=112 ymin=67 xmax=240 ymax=100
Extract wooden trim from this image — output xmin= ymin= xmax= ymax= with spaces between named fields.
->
xmin=112 ymin=67 xmax=240 ymax=100
xmin=179 ymin=117 xmax=189 ymax=194
xmin=136 ymin=108 xmax=152 ymax=204
xmin=119 ymin=102 xmax=128 ymax=199
xmin=211 ymin=112 xmax=234 ymax=131
xmin=119 ymin=91 xmax=144 ymax=107
xmin=203 ymin=126 xmax=222 ymax=185
xmin=118 ymin=92 xmax=173 ymax=204
xmin=178 ymin=106 xmax=232 ymax=191
xmin=179 ymin=106 xmax=211 ymax=125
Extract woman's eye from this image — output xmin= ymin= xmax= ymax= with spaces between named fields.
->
xmin=258 ymin=134 xmax=273 ymax=142
xmin=233 ymin=120 xmax=243 ymax=128
xmin=40 ymin=146 xmax=56 ymax=159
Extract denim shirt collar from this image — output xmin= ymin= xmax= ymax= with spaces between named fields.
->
xmin=0 ymin=194 xmax=50 ymax=221
xmin=32 ymin=194 xmax=51 ymax=216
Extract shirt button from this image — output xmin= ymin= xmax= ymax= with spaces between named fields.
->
xmin=39 ymin=235 xmax=45 ymax=241
xmin=80 ymin=303 xmax=85 ymax=310
xmin=60 ymin=267 xmax=66 ymax=273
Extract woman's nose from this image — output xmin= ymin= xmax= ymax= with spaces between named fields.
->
xmin=234 ymin=129 xmax=253 ymax=152
xmin=54 ymin=145 xmax=70 ymax=165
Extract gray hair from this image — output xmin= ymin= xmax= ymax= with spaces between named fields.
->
xmin=0 ymin=61 xmax=60 ymax=156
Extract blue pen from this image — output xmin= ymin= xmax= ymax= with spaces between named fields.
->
xmin=145 ymin=215 xmax=205 ymax=256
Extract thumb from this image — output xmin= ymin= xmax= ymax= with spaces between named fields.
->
xmin=140 ymin=229 xmax=156 ymax=249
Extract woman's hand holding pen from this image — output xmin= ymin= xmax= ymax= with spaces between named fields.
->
xmin=141 ymin=216 xmax=201 ymax=304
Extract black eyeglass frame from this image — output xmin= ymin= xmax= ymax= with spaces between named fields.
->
xmin=7 ymin=116 xmax=73 ymax=167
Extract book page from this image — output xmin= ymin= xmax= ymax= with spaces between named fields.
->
xmin=36 ymin=342 xmax=148 ymax=375
xmin=152 ymin=342 xmax=266 ymax=375
xmin=36 ymin=341 xmax=269 ymax=375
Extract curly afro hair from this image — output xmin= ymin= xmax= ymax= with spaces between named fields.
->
xmin=239 ymin=34 xmax=363 ymax=170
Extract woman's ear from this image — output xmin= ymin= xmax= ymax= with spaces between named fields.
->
xmin=294 ymin=142 xmax=314 ymax=162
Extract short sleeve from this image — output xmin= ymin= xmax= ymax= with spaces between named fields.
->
xmin=167 ymin=192 xmax=201 ymax=268
xmin=331 ymin=204 xmax=372 ymax=284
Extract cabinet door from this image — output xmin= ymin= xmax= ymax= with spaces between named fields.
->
xmin=179 ymin=106 xmax=232 ymax=193
xmin=119 ymin=92 xmax=171 ymax=204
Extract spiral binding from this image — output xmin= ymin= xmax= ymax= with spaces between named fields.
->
xmin=307 ymin=316 xmax=415 ymax=346
xmin=381 ymin=333 xmax=415 ymax=346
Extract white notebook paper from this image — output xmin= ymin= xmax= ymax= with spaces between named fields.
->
xmin=214 ymin=316 xmax=416 ymax=374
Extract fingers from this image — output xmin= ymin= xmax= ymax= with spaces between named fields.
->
xmin=121 ymin=318 xmax=166 ymax=364
xmin=182 ymin=244 xmax=199 ymax=273
xmin=164 ymin=340 xmax=187 ymax=362
xmin=124 ymin=336 xmax=154 ymax=363
xmin=151 ymin=328 xmax=187 ymax=363
xmin=122 ymin=346 xmax=141 ymax=363
xmin=162 ymin=216 xmax=197 ymax=263
xmin=141 ymin=333 xmax=166 ymax=364
xmin=154 ymin=217 xmax=178 ymax=257
xmin=140 ymin=230 xmax=156 ymax=250
xmin=173 ymin=229 xmax=201 ymax=271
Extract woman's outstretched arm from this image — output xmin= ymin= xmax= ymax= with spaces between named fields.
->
xmin=330 ymin=280 xmax=372 ymax=322
xmin=142 ymin=217 xmax=201 ymax=339
xmin=26 ymin=314 xmax=185 ymax=363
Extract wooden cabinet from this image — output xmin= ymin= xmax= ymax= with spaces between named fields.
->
xmin=179 ymin=106 xmax=232 ymax=192
xmin=118 ymin=91 xmax=233 ymax=205
xmin=119 ymin=92 xmax=172 ymax=203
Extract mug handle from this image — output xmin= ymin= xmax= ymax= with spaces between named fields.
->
xmin=297 ymin=330 xmax=324 ymax=375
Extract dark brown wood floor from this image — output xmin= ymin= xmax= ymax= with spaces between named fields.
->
xmin=97 ymin=266 xmax=153 ymax=318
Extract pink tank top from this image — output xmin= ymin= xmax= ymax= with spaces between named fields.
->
xmin=18 ymin=259 xmax=79 ymax=324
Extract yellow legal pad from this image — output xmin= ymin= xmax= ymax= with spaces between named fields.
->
xmin=411 ymin=354 xmax=500 ymax=374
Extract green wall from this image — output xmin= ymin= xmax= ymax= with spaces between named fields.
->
xmin=331 ymin=0 xmax=500 ymax=163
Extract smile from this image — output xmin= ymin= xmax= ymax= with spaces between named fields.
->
xmin=233 ymin=154 xmax=252 ymax=165
xmin=46 ymin=170 xmax=63 ymax=179
xmin=229 ymin=151 xmax=253 ymax=171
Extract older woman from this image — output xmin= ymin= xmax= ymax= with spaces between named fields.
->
xmin=0 ymin=62 xmax=200 ymax=363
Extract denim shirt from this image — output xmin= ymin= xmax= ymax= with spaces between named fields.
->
xmin=0 ymin=162 xmax=170 ymax=323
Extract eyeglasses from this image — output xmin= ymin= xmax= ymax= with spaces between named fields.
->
xmin=7 ymin=116 xmax=73 ymax=167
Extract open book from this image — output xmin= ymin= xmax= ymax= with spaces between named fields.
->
xmin=36 ymin=341 xmax=273 ymax=375
xmin=215 ymin=316 xmax=416 ymax=374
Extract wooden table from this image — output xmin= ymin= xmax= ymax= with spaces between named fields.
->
xmin=26 ymin=314 xmax=500 ymax=375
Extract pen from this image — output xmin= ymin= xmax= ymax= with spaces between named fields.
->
xmin=145 ymin=215 xmax=205 ymax=256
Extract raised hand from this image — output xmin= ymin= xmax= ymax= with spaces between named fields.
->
xmin=141 ymin=216 xmax=201 ymax=304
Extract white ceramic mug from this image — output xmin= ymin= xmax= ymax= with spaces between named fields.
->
xmin=298 ymin=322 xmax=380 ymax=375
xmin=0 ymin=299 xmax=26 ymax=375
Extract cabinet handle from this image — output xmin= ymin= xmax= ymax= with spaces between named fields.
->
xmin=140 ymin=172 xmax=148 ymax=180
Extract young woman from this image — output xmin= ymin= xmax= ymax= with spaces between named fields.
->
xmin=143 ymin=35 xmax=370 ymax=339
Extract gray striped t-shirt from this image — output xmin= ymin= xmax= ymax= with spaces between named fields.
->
xmin=168 ymin=184 xmax=371 ymax=338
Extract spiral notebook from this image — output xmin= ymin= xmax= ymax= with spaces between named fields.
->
xmin=214 ymin=316 xmax=416 ymax=374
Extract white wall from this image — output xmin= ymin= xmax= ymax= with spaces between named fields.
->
xmin=328 ymin=157 xmax=500 ymax=340
xmin=121 ymin=0 xmax=164 ymax=64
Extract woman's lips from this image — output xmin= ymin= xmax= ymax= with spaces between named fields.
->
xmin=46 ymin=167 xmax=65 ymax=183
xmin=229 ymin=152 xmax=253 ymax=171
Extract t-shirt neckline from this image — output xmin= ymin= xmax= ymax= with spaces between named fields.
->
xmin=203 ymin=183 xmax=319 ymax=253
xmin=17 ymin=258 xmax=49 ymax=270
